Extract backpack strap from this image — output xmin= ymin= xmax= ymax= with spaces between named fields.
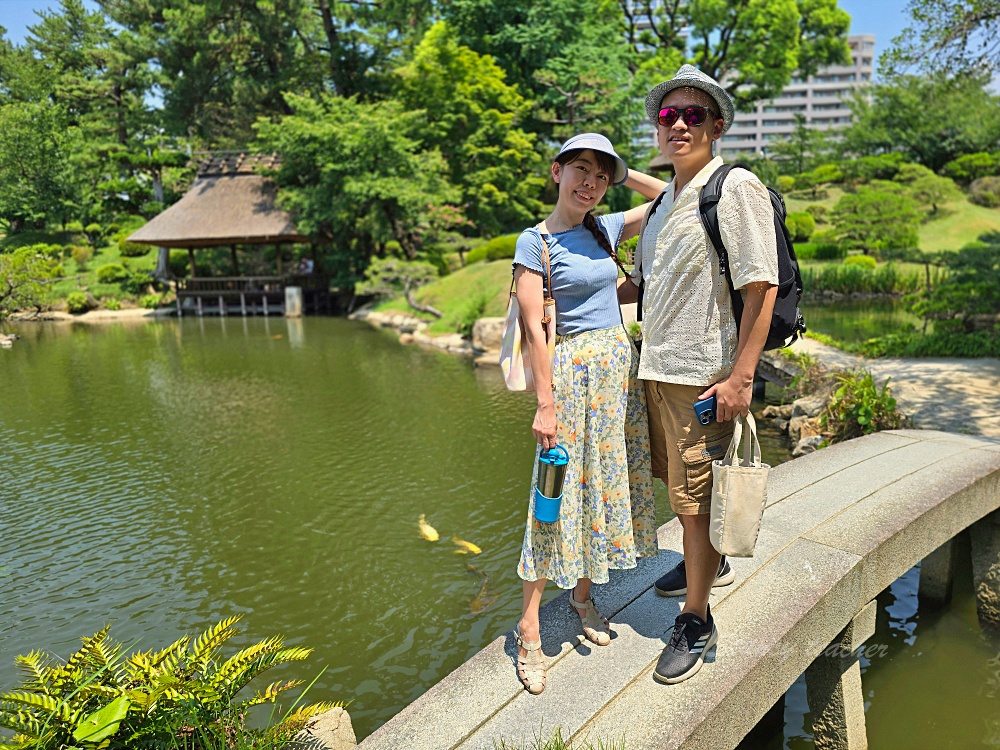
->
xmin=699 ymin=163 xmax=745 ymax=333
xmin=635 ymin=189 xmax=669 ymax=323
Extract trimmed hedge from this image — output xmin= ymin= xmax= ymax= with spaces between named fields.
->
xmin=96 ymin=263 xmax=129 ymax=283
xmin=844 ymin=254 xmax=877 ymax=270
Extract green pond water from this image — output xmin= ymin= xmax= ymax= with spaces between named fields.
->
xmin=1 ymin=318 xmax=996 ymax=746
xmin=800 ymin=298 xmax=927 ymax=344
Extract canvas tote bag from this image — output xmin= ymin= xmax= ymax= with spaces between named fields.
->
xmin=499 ymin=234 xmax=556 ymax=392
xmin=709 ymin=412 xmax=771 ymax=558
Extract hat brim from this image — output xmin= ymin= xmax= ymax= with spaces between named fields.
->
xmin=645 ymin=79 xmax=734 ymax=133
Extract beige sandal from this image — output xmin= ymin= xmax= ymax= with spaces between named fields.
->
xmin=570 ymin=592 xmax=611 ymax=646
xmin=514 ymin=628 xmax=546 ymax=695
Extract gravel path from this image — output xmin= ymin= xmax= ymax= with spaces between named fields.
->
xmin=791 ymin=337 xmax=1000 ymax=440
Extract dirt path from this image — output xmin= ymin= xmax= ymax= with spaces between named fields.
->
xmin=791 ymin=337 xmax=1000 ymax=439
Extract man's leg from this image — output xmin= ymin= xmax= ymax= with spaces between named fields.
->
xmin=678 ymin=512 xmax=721 ymax=621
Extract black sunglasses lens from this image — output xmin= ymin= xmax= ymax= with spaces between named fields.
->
xmin=658 ymin=107 xmax=679 ymax=126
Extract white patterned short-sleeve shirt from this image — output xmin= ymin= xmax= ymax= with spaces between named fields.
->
xmin=634 ymin=156 xmax=779 ymax=386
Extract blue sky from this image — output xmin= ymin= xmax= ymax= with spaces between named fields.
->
xmin=2 ymin=0 xmax=913 ymax=75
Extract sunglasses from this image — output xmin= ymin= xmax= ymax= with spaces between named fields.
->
xmin=657 ymin=106 xmax=717 ymax=128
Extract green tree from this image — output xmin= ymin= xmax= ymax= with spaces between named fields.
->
xmin=0 ymin=246 xmax=58 ymax=318
xmin=893 ymin=163 xmax=962 ymax=213
xmin=254 ymin=93 xmax=459 ymax=287
xmin=768 ymin=113 xmax=838 ymax=174
xmin=842 ymin=72 xmax=1000 ymax=172
xmin=882 ymin=0 xmax=1000 ymax=76
xmin=395 ymin=22 xmax=544 ymax=237
xmin=622 ymin=0 xmax=852 ymax=109
xmin=831 ymin=186 xmax=922 ymax=254
xmin=0 ymin=101 xmax=77 ymax=232
xmin=942 ymin=151 xmax=1000 ymax=184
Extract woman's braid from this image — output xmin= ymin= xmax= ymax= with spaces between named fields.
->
xmin=582 ymin=211 xmax=628 ymax=274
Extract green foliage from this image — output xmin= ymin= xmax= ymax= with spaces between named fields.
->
xmin=882 ymin=0 xmax=1000 ymax=77
xmin=809 ymin=229 xmax=847 ymax=259
xmin=785 ymin=211 xmax=816 ymax=242
xmin=396 ymin=22 xmax=544 ymax=237
xmin=168 ymin=250 xmax=190 ymax=278
xmin=857 ymin=329 xmax=1000 ymax=358
xmin=65 ymin=291 xmax=90 ymax=313
xmin=892 ymin=163 xmax=962 ymax=213
xmin=118 ymin=238 xmax=149 ymax=258
xmin=969 ymin=177 xmax=1000 ymax=208
xmin=822 ymin=369 xmax=904 ymax=441
xmin=96 ymin=263 xmax=128 ymax=284
xmin=805 ymin=204 xmax=828 ymax=223
xmin=103 ymin=298 xmax=121 ymax=311
xmin=71 ymin=245 xmax=93 ymax=272
xmin=121 ymin=271 xmax=153 ymax=295
xmin=493 ymin=726 xmax=625 ymax=750
xmin=910 ymin=235 xmax=1000 ymax=323
xmin=795 ymin=242 xmax=817 ymax=260
xmin=451 ymin=286 xmax=493 ymax=337
xmin=839 ymin=153 xmax=905 ymax=184
xmin=465 ymin=246 xmax=489 ymax=264
xmin=842 ymin=72 xmax=1000 ymax=172
xmin=943 ymin=151 xmax=1000 ymax=185
xmin=0 ymin=617 xmax=338 ymax=750
xmin=794 ymin=163 xmax=843 ymax=197
xmin=356 ymin=256 xmax=440 ymax=300
xmin=802 ymin=262 xmax=922 ymax=294
xmin=483 ymin=234 xmax=519 ymax=261
xmin=777 ymin=175 xmax=796 ymax=194
xmin=843 ymin=254 xmax=877 ymax=270
xmin=0 ymin=247 xmax=58 ymax=318
xmin=831 ymin=187 xmax=921 ymax=254
xmin=139 ymin=294 xmax=160 ymax=309
xmin=256 ymin=93 xmax=459 ymax=287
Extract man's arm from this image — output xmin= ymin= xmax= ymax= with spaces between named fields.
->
xmin=698 ymin=281 xmax=777 ymax=422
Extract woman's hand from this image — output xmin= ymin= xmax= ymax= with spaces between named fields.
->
xmin=532 ymin=402 xmax=558 ymax=450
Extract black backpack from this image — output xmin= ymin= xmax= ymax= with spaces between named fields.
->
xmin=699 ymin=164 xmax=806 ymax=350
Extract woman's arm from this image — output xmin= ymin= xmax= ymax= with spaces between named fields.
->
xmin=619 ymin=169 xmax=668 ymax=242
xmin=514 ymin=265 xmax=558 ymax=450
xmin=623 ymin=169 xmax=668 ymax=200
xmin=616 ymin=276 xmax=639 ymax=305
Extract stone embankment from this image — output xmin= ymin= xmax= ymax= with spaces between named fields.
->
xmin=288 ymin=707 xmax=357 ymax=750
xmin=349 ymin=308 xmax=473 ymax=356
xmin=761 ymin=396 xmax=829 ymax=457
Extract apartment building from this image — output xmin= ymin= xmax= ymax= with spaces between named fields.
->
xmin=719 ymin=34 xmax=875 ymax=157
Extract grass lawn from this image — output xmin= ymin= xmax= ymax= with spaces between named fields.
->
xmin=375 ymin=259 xmax=514 ymax=334
xmin=916 ymin=200 xmax=1000 ymax=252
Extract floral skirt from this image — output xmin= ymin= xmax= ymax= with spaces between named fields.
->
xmin=518 ymin=326 xmax=657 ymax=589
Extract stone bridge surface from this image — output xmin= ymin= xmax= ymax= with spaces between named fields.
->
xmin=358 ymin=430 xmax=1000 ymax=750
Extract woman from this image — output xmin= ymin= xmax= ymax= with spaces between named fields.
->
xmin=513 ymin=133 xmax=666 ymax=694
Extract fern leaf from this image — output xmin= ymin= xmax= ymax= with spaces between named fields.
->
xmin=65 ymin=624 xmax=113 ymax=674
xmin=13 ymin=652 xmax=53 ymax=691
xmin=189 ymin=617 xmax=241 ymax=673
xmin=245 ymin=680 xmax=303 ymax=707
xmin=0 ymin=692 xmax=72 ymax=721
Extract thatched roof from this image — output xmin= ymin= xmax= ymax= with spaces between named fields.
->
xmin=127 ymin=153 xmax=307 ymax=248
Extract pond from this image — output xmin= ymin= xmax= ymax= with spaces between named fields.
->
xmin=800 ymin=298 xmax=927 ymax=345
xmin=1 ymin=318 xmax=996 ymax=746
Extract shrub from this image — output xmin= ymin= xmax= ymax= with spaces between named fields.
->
xmin=786 ymin=211 xmax=816 ymax=242
xmin=70 ymin=245 xmax=93 ymax=271
xmin=96 ymin=263 xmax=129 ymax=283
xmin=795 ymin=242 xmax=817 ymax=260
xmin=484 ymin=233 xmax=519 ymax=261
xmin=844 ymin=254 xmax=877 ymax=270
xmin=808 ymin=230 xmax=846 ymax=260
xmin=104 ymin=297 xmax=122 ymax=311
xmin=802 ymin=262 xmax=920 ymax=294
xmin=777 ymin=175 xmax=796 ymax=193
xmin=969 ymin=176 xmax=1000 ymax=208
xmin=0 ymin=248 xmax=58 ymax=319
xmin=620 ymin=235 xmax=638 ymax=264
xmin=465 ymin=245 xmax=489 ymax=264
xmin=452 ymin=287 xmax=493 ymax=337
xmin=942 ymin=151 xmax=1000 ymax=185
xmin=84 ymin=222 xmax=103 ymax=241
xmin=118 ymin=236 xmax=150 ymax=257
xmin=0 ymin=617 xmax=339 ymax=750
xmin=805 ymin=204 xmax=828 ymax=223
xmin=122 ymin=270 xmax=154 ymax=295
xmin=65 ymin=291 xmax=89 ymax=313
xmin=822 ymin=369 xmax=904 ymax=441
xmin=64 ymin=220 xmax=84 ymax=233
xmin=140 ymin=293 xmax=160 ymax=309
xmin=169 ymin=250 xmax=190 ymax=277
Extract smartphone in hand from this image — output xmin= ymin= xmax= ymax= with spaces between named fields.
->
xmin=693 ymin=395 xmax=717 ymax=426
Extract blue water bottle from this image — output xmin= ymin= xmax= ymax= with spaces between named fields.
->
xmin=534 ymin=444 xmax=570 ymax=523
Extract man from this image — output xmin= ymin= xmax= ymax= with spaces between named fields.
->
xmin=618 ymin=65 xmax=778 ymax=684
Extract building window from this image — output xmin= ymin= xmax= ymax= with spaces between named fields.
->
xmin=812 ymin=103 xmax=845 ymax=111
xmin=861 ymin=73 xmax=870 ymax=81
xmin=762 ymin=119 xmax=794 ymax=127
xmin=762 ymin=104 xmax=806 ymax=113
xmin=862 ymin=57 xmax=872 ymax=66
xmin=723 ymin=133 xmax=756 ymax=141
xmin=730 ymin=121 xmax=758 ymax=129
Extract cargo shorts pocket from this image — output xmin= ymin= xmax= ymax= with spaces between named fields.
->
xmin=677 ymin=430 xmax=731 ymax=506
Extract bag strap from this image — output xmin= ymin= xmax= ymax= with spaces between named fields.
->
xmin=509 ymin=230 xmax=554 ymax=300
xmin=723 ymin=412 xmax=762 ymax=467
xmin=635 ymin=189 xmax=669 ymax=323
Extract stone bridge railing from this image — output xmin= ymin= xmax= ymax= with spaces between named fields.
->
xmin=358 ymin=429 xmax=1000 ymax=750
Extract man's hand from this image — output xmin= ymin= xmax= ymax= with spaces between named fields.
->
xmin=698 ymin=376 xmax=752 ymax=423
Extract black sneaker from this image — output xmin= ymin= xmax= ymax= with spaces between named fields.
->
xmin=653 ymin=609 xmax=718 ymax=684
xmin=653 ymin=556 xmax=735 ymax=597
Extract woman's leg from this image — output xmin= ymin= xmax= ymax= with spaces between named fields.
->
xmin=570 ymin=577 xmax=611 ymax=646
xmin=518 ymin=578 xmax=546 ymax=645
xmin=516 ymin=578 xmax=547 ymax=694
